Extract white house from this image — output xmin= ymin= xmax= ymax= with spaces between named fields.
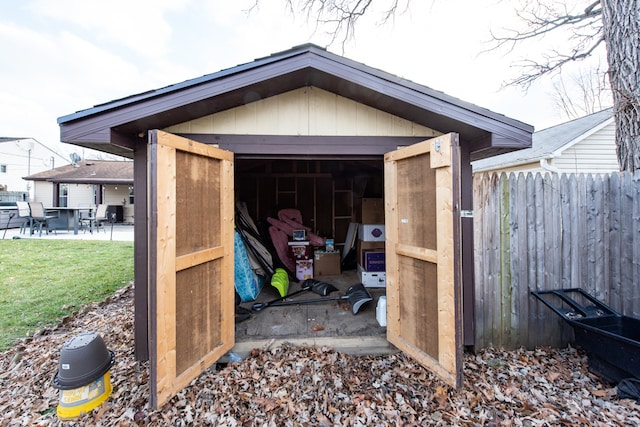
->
xmin=0 ymin=137 xmax=70 ymax=197
xmin=472 ymin=108 xmax=617 ymax=175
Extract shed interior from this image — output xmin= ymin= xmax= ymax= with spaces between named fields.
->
xmin=235 ymin=157 xmax=383 ymax=247
xmin=233 ymin=156 xmax=391 ymax=354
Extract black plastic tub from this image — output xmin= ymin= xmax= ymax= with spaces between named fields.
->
xmin=532 ymin=288 xmax=640 ymax=383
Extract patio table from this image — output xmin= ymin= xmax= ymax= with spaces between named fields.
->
xmin=47 ymin=206 xmax=94 ymax=235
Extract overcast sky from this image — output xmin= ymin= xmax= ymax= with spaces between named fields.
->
xmin=1 ymin=0 xmax=604 ymax=160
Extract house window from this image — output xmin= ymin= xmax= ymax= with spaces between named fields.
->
xmin=59 ymin=184 xmax=69 ymax=207
xmin=129 ymin=186 xmax=134 ymax=204
xmin=0 ymin=164 xmax=6 ymax=173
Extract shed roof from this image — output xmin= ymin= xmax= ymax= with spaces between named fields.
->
xmin=472 ymin=108 xmax=614 ymax=172
xmin=24 ymin=160 xmax=133 ymax=185
xmin=58 ymin=43 xmax=533 ymax=160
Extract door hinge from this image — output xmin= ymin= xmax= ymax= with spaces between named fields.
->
xmin=460 ymin=210 xmax=474 ymax=218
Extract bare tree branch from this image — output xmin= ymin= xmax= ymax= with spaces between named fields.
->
xmin=248 ymin=0 xmax=412 ymax=51
xmin=490 ymin=1 xmax=601 ymax=48
xmin=551 ymin=61 xmax=612 ymax=119
xmin=504 ymin=35 xmax=605 ymax=89
xmin=487 ymin=1 xmax=604 ymax=88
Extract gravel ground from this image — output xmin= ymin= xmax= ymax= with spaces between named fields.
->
xmin=1 ymin=284 xmax=639 ymax=426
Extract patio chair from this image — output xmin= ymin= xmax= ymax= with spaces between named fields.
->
xmin=78 ymin=207 xmax=95 ymax=233
xmin=82 ymin=204 xmax=109 ymax=234
xmin=28 ymin=202 xmax=58 ymax=237
xmin=15 ymin=201 xmax=31 ymax=234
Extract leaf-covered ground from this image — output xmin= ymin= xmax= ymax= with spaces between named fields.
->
xmin=1 ymin=284 xmax=638 ymax=426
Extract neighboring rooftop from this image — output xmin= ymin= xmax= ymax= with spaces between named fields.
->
xmin=0 ymin=137 xmax=30 ymax=142
xmin=24 ymin=160 xmax=133 ymax=184
xmin=472 ymin=108 xmax=614 ymax=172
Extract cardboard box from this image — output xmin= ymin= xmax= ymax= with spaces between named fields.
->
xmin=296 ymin=259 xmax=314 ymax=281
xmin=358 ymin=264 xmax=386 ymax=288
xmin=313 ymin=250 xmax=341 ymax=276
xmin=288 ymin=241 xmax=311 ymax=260
xmin=359 ymin=198 xmax=385 ymax=224
xmin=362 ymin=249 xmax=385 ymax=272
xmin=357 ymin=240 xmax=385 ymax=267
xmin=358 ymin=224 xmax=385 ymax=242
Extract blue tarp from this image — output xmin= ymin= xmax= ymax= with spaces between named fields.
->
xmin=234 ymin=230 xmax=264 ymax=302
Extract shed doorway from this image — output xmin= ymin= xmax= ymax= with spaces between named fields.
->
xmin=232 ymin=156 xmax=388 ymax=352
xmin=147 ymin=131 xmax=462 ymax=408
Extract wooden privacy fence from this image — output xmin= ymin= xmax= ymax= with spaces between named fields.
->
xmin=473 ymin=171 xmax=640 ymax=350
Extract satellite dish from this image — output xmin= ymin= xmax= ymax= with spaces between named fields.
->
xmin=69 ymin=152 xmax=81 ymax=164
xmin=15 ymin=139 xmax=34 ymax=152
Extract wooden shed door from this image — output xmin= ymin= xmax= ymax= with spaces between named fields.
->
xmin=384 ymin=133 xmax=463 ymax=388
xmin=148 ymin=130 xmax=235 ymax=408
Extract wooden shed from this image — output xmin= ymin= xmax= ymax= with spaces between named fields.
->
xmin=58 ymin=44 xmax=533 ymax=407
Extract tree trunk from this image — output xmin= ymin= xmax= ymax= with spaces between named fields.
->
xmin=601 ymin=0 xmax=640 ymax=171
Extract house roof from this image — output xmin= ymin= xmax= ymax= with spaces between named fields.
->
xmin=0 ymin=137 xmax=29 ymax=142
xmin=58 ymin=43 xmax=533 ymax=160
xmin=1 ymin=137 xmax=72 ymax=165
xmin=472 ymin=108 xmax=614 ymax=172
xmin=24 ymin=160 xmax=133 ymax=184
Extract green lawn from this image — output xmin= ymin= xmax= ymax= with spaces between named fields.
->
xmin=0 ymin=239 xmax=134 ymax=351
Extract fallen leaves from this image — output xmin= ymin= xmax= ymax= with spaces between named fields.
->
xmin=0 ymin=283 xmax=639 ymax=426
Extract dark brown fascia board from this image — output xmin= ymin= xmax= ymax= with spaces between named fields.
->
xmin=110 ymin=129 xmax=137 ymax=150
xmin=491 ymin=133 xmax=532 ymax=149
xmin=468 ymin=133 xmax=532 ymax=161
xmin=470 ymin=147 xmax=527 ymax=162
xmin=58 ymin=48 xmax=323 ymax=140
xmin=59 ymin=58 xmax=313 ymax=144
xmin=70 ymin=141 xmax=134 ymax=158
xmin=313 ymin=46 xmax=533 ymax=133
xmin=58 ymin=45 xmax=312 ymax=124
xmin=113 ymin=71 xmax=308 ymax=134
xmin=306 ymin=53 xmax=533 ymax=140
xmin=178 ymin=134 xmax=428 ymax=156
xmin=59 ymin=45 xmax=532 ymax=152
xmin=61 ymin=127 xmax=135 ymax=158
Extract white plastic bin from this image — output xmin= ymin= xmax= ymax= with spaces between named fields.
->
xmin=376 ymin=296 xmax=387 ymax=327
